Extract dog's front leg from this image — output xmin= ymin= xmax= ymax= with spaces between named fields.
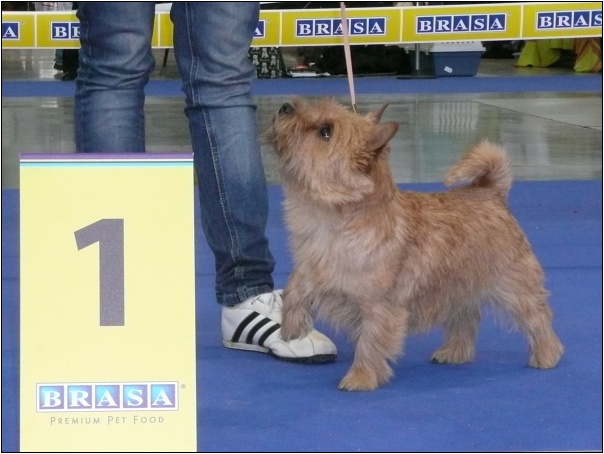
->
xmin=339 ymin=305 xmax=409 ymax=391
xmin=280 ymin=270 xmax=314 ymax=341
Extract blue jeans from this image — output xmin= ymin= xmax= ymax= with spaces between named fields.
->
xmin=75 ymin=2 xmax=275 ymax=306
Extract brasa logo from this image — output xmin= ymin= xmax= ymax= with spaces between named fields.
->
xmin=416 ymin=13 xmax=507 ymax=33
xmin=51 ymin=22 xmax=80 ymax=39
xmin=37 ymin=382 xmax=178 ymax=412
xmin=295 ymin=18 xmax=387 ymax=37
xmin=255 ymin=19 xmax=266 ymax=38
xmin=2 ymin=22 xmax=20 ymax=40
xmin=536 ymin=10 xmax=602 ymax=29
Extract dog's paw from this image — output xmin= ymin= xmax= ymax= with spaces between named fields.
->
xmin=529 ymin=339 xmax=563 ymax=369
xmin=280 ymin=319 xmax=311 ymax=342
xmin=431 ymin=346 xmax=475 ymax=365
xmin=339 ymin=372 xmax=379 ymax=391
xmin=338 ymin=367 xmax=391 ymax=391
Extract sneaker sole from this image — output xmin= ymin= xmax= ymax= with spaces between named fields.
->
xmin=223 ymin=340 xmax=269 ymax=354
xmin=223 ymin=340 xmax=336 ymax=364
xmin=271 ymin=352 xmax=337 ymax=364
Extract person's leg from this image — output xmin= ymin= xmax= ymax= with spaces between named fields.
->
xmin=170 ymin=2 xmax=275 ymax=306
xmin=54 ymin=49 xmax=63 ymax=70
xmin=75 ymin=2 xmax=155 ymax=152
xmin=170 ymin=2 xmax=336 ymax=362
xmin=61 ymin=48 xmax=79 ymax=81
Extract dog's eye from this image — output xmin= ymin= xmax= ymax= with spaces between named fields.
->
xmin=318 ymin=126 xmax=331 ymax=140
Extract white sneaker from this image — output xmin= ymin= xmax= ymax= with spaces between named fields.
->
xmin=221 ymin=290 xmax=337 ymax=363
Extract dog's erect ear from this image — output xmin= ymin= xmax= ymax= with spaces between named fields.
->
xmin=366 ymin=104 xmax=389 ymax=124
xmin=367 ymin=122 xmax=398 ymax=152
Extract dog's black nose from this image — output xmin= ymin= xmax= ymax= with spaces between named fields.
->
xmin=279 ymin=103 xmax=294 ymax=115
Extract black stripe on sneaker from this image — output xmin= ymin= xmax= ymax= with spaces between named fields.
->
xmin=231 ymin=312 xmax=260 ymax=343
xmin=245 ymin=317 xmax=271 ymax=345
xmin=258 ymin=323 xmax=280 ymax=347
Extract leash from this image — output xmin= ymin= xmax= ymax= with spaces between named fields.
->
xmin=340 ymin=2 xmax=358 ymax=113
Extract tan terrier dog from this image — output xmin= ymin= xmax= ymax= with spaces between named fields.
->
xmin=268 ymin=98 xmax=563 ymax=391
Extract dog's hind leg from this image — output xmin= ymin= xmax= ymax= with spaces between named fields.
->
xmin=492 ymin=274 xmax=563 ymax=369
xmin=339 ymin=306 xmax=409 ymax=391
xmin=431 ymin=305 xmax=481 ymax=365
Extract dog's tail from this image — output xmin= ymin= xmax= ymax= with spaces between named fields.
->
xmin=444 ymin=140 xmax=512 ymax=200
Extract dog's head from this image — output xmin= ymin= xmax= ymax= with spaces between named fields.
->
xmin=268 ymin=98 xmax=398 ymax=206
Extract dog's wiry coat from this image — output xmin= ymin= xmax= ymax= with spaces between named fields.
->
xmin=269 ymin=99 xmax=563 ymax=391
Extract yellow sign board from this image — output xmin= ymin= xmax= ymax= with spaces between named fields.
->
xmin=281 ymin=7 xmax=401 ymax=46
xmin=1 ymin=13 xmax=35 ymax=48
xmin=402 ymin=3 xmax=522 ymax=43
xmin=154 ymin=10 xmax=282 ymax=49
xmin=253 ymin=11 xmax=281 ymax=47
xmin=157 ymin=12 xmax=173 ymax=48
xmin=20 ymin=154 xmax=197 ymax=452
xmin=36 ymin=11 xmax=79 ymax=48
xmin=3 ymin=4 xmax=603 ymax=49
xmin=522 ymin=2 xmax=602 ymax=39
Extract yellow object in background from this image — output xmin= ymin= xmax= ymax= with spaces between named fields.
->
xmin=1 ymin=13 xmax=35 ymax=47
xmin=3 ymin=3 xmax=602 ymax=49
xmin=516 ymin=38 xmax=602 ymax=72
xmin=20 ymin=154 xmax=197 ymax=452
xmin=573 ymin=37 xmax=603 ymax=72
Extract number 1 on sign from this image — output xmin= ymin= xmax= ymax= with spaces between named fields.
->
xmin=74 ymin=219 xmax=125 ymax=327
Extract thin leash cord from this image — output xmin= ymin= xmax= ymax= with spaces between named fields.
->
xmin=340 ymin=2 xmax=358 ymax=113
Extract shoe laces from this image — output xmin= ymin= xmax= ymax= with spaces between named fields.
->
xmin=249 ymin=290 xmax=283 ymax=315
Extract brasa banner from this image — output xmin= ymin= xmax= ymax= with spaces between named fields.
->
xmin=36 ymin=12 xmax=80 ymax=48
xmin=1 ymin=12 xmax=35 ymax=48
xmin=401 ymin=3 xmax=522 ymax=42
xmin=281 ymin=7 xmax=401 ymax=46
xmin=522 ymin=2 xmax=602 ymax=39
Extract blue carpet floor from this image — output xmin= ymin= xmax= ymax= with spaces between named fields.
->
xmin=2 ymin=180 xmax=602 ymax=452
xmin=2 ymin=74 xmax=603 ymax=98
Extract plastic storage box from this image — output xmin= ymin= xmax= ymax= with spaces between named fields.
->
xmin=404 ymin=41 xmax=486 ymax=77
xmin=430 ymin=42 xmax=486 ymax=77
